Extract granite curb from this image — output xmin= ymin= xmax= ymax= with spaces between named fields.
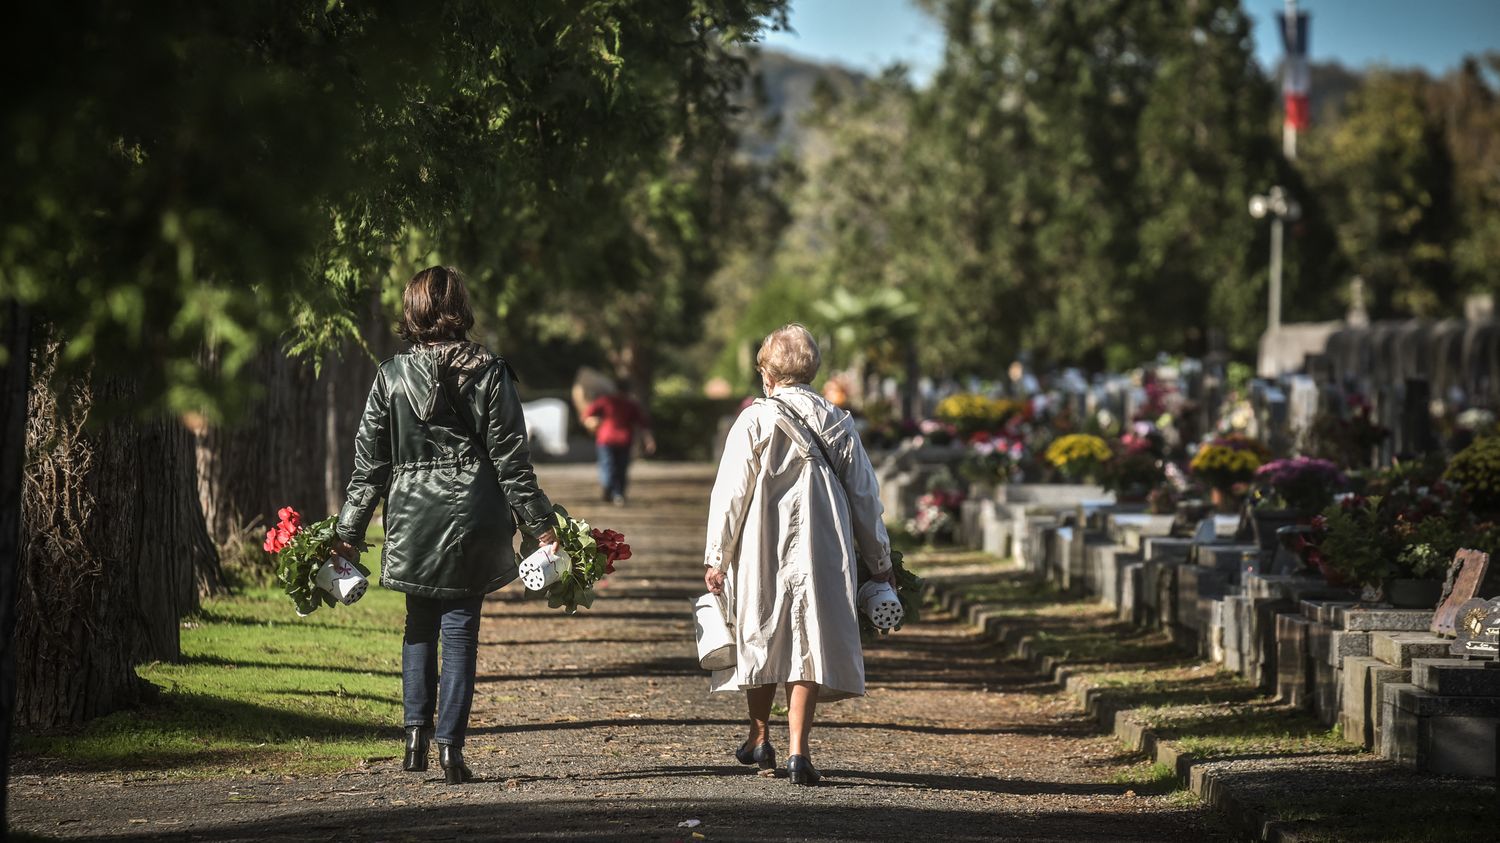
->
xmin=928 ymin=576 xmax=1309 ymax=843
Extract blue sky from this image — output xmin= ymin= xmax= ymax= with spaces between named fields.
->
xmin=761 ymin=0 xmax=1500 ymax=82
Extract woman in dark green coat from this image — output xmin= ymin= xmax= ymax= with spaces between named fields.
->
xmin=333 ymin=265 xmax=558 ymax=784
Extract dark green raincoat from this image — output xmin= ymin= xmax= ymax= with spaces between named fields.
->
xmin=336 ymin=341 xmax=554 ymax=599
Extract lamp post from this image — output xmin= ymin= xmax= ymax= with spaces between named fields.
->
xmin=1249 ymin=186 xmax=1302 ymax=334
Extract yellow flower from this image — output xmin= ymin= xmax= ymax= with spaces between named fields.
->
xmin=935 ymin=394 xmax=1023 ymax=432
xmin=1046 ymin=434 xmax=1111 ymax=468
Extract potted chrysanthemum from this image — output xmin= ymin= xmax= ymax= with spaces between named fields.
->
xmin=1044 ymin=433 xmax=1112 ymax=483
xmin=1190 ymin=434 xmax=1267 ymax=513
xmin=1250 ymin=457 xmax=1346 ymax=553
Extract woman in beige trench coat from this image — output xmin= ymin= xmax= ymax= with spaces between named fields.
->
xmin=703 ymin=324 xmax=893 ymax=786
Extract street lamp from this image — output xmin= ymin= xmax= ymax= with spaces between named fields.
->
xmin=1249 ymin=186 xmax=1301 ymax=334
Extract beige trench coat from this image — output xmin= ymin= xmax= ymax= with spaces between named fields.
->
xmin=703 ymin=385 xmax=892 ymax=702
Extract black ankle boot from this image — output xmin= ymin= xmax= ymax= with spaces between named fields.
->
xmin=439 ymin=743 xmax=473 ymax=784
xmin=403 ymin=726 xmax=432 ymax=772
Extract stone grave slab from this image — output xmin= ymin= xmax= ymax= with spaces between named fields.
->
xmin=1413 ymin=658 xmax=1500 ymax=697
xmin=1340 ymin=656 xmax=1409 ymax=750
xmin=1118 ymin=561 xmax=1145 ymax=626
xmin=1329 ymin=629 xmax=1372 ymax=664
xmin=1207 ymin=599 xmax=1226 ymax=662
xmin=1196 ymin=543 xmax=1258 ymax=579
xmin=1087 ymin=543 xmax=1134 ymax=610
xmin=1276 ymin=613 xmax=1315 ymax=708
xmin=1308 ymin=619 xmax=1341 ymax=725
xmin=998 ymin=483 xmax=1109 ymax=505
xmin=1340 ymin=608 xmax=1434 ymax=632
xmin=1220 ymin=595 xmax=1247 ymax=672
xmin=1052 ymin=526 xmax=1076 ymax=588
xmin=1379 ymin=682 xmax=1500 ymax=777
xmin=1143 ymin=536 xmax=1194 ymax=563
xmin=1372 ymin=631 xmax=1452 ymax=668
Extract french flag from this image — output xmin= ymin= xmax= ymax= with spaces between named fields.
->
xmin=1280 ymin=7 xmax=1311 ymax=130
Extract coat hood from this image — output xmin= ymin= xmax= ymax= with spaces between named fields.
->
xmin=401 ymin=341 xmax=497 ymax=422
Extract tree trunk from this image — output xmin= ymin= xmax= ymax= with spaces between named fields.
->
xmin=197 ymin=295 xmax=386 ymax=550
xmin=0 ymin=301 xmax=33 ymax=828
xmin=195 ymin=346 xmax=328 ymax=547
xmin=15 ymin=344 xmax=213 ymax=727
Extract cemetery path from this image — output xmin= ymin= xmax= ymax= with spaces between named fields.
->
xmin=10 ymin=464 xmax=1229 ymax=841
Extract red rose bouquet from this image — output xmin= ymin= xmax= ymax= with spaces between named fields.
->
xmin=266 ymin=506 xmax=371 ymax=616
xmin=524 ymin=506 xmax=631 ymax=614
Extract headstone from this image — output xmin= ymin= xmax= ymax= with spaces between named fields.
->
xmin=1450 ymin=598 xmax=1500 ymax=658
xmin=1432 ymin=549 xmax=1491 ymax=636
xmin=1399 ymin=378 xmax=1435 ymax=455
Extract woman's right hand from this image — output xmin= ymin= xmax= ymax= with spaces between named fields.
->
xmin=705 ymin=567 xmax=727 ymax=595
xmin=536 ymin=529 xmax=560 ymax=554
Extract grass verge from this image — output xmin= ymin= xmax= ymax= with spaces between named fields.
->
xmin=15 ymin=569 xmax=405 ymax=778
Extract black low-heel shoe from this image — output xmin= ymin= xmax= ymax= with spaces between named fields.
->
xmin=786 ymin=754 xmax=821 ymax=786
xmin=439 ymin=743 xmax=474 ymax=785
xmin=734 ymin=739 xmax=776 ymax=773
xmin=403 ymin=726 xmax=432 ymax=772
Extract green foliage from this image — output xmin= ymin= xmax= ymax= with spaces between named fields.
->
xmin=2 ymin=1 xmax=788 ymax=417
xmin=1304 ymin=70 xmax=1460 ymax=317
xmin=774 ymin=0 xmax=1288 ymax=373
xmin=651 ymin=394 xmax=744 ymax=460
xmin=1317 ymin=497 xmax=1401 ymax=586
xmin=1444 ymin=434 xmax=1500 ymax=514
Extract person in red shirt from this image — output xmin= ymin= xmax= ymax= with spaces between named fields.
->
xmin=584 ymin=384 xmax=656 ymax=505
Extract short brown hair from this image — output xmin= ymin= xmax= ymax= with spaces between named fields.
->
xmin=757 ymin=323 xmax=821 ymax=386
xmin=399 ymin=266 xmax=475 ymax=344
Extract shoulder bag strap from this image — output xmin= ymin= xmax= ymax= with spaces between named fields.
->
xmin=767 ymin=395 xmax=838 ymax=470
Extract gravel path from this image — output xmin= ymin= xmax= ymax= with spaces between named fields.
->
xmin=10 ymin=463 xmax=1229 ymax=841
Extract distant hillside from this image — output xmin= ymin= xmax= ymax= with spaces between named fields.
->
xmin=737 ymin=49 xmax=866 ymax=161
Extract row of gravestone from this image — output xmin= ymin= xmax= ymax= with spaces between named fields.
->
xmin=953 ymin=483 xmax=1500 ymax=779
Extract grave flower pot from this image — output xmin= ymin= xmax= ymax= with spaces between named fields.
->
xmin=518 ymin=545 xmax=572 ymax=592
xmin=858 ymin=581 xmax=905 ymax=630
xmin=315 ymin=555 xmax=369 ymax=606
xmin=1384 ymin=577 xmax=1444 ymax=610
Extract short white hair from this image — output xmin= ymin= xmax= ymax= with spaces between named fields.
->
xmin=757 ymin=324 xmax=821 ymax=386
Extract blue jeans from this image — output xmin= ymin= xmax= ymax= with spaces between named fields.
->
xmin=402 ymin=594 xmax=484 ymax=747
xmin=598 ymin=444 xmax=632 ymax=499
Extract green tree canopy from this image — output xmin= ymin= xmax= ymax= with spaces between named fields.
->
xmin=2 ymin=0 xmax=786 ymax=415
